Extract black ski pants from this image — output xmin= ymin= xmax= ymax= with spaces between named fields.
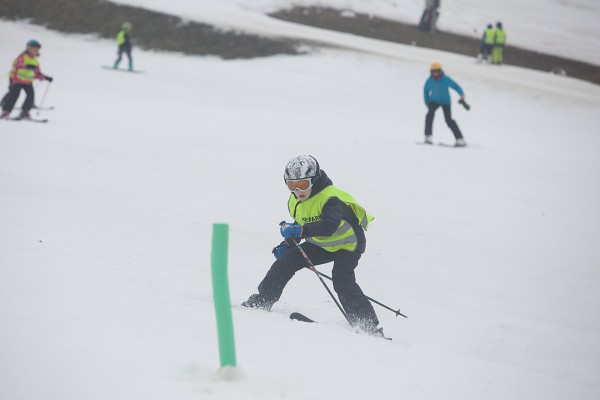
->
xmin=2 ymin=83 xmax=34 ymax=112
xmin=257 ymin=241 xmax=379 ymax=328
xmin=115 ymin=45 xmax=132 ymax=69
xmin=480 ymin=43 xmax=493 ymax=56
xmin=0 ymin=79 xmax=12 ymax=108
xmin=425 ymin=102 xmax=463 ymax=139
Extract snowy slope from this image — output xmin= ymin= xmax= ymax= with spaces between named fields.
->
xmin=109 ymin=0 xmax=600 ymax=65
xmin=1 ymin=8 xmax=600 ymax=400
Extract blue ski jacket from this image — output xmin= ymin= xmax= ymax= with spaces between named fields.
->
xmin=423 ymin=73 xmax=464 ymax=105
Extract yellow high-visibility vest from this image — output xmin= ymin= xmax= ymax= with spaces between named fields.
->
xmin=484 ymin=28 xmax=495 ymax=45
xmin=495 ymin=29 xmax=506 ymax=46
xmin=288 ymin=185 xmax=373 ymax=252
xmin=14 ymin=53 xmax=39 ymax=83
xmin=116 ymin=30 xmax=127 ymax=46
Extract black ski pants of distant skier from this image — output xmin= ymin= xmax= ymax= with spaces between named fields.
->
xmin=1 ymin=83 xmax=34 ymax=113
xmin=480 ymin=43 xmax=493 ymax=57
xmin=257 ymin=241 xmax=379 ymax=329
xmin=425 ymin=101 xmax=463 ymax=139
xmin=114 ymin=44 xmax=132 ymax=70
xmin=0 ymin=79 xmax=12 ymax=108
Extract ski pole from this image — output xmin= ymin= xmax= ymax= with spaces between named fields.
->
xmin=312 ymin=270 xmax=407 ymax=318
xmin=287 ymin=237 xmax=352 ymax=326
xmin=37 ymin=81 xmax=51 ymax=116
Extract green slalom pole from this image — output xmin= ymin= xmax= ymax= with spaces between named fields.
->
xmin=211 ymin=223 xmax=237 ymax=368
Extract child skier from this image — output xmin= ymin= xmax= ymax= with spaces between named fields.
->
xmin=1 ymin=40 xmax=53 ymax=120
xmin=113 ymin=21 xmax=133 ymax=71
xmin=423 ymin=62 xmax=466 ymax=147
xmin=242 ymin=155 xmax=384 ymax=337
xmin=477 ymin=24 xmax=495 ymax=63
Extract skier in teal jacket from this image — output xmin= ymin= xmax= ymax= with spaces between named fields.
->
xmin=423 ymin=62 xmax=466 ymax=147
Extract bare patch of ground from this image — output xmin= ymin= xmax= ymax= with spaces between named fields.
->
xmin=270 ymin=7 xmax=600 ymax=85
xmin=0 ymin=0 xmax=300 ymax=59
xmin=1 ymin=1 xmax=598 ymax=84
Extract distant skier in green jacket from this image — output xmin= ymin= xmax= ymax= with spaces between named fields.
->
xmin=242 ymin=155 xmax=385 ymax=337
xmin=113 ymin=22 xmax=133 ymax=71
xmin=477 ymin=24 xmax=495 ymax=63
xmin=492 ymin=22 xmax=506 ymax=65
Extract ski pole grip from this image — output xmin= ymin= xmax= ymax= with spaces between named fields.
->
xmin=285 ymin=236 xmax=300 ymax=246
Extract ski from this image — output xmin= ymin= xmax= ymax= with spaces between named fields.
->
xmin=14 ymin=106 xmax=54 ymax=111
xmin=8 ymin=117 xmax=48 ymax=123
xmin=290 ymin=312 xmax=316 ymax=323
xmin=101 ymin=66 xmax=145 ymax=74
xmin=241 ymin=302 xmax=394 ymax=340
xmin=241 ymin=307 xmax=392 ymax=340
xmin=416 ymin=141 xmax=467 ymax=148
xmin=290 ymin=312 xmax=391 ymax=340
xmin=438 ymin=142 xmax=467 ymax=148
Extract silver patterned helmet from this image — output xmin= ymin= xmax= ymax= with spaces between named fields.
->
xmin=284 ymin=155 xmax=319 ymax=180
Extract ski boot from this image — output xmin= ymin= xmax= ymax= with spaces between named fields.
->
xmin=18 ymin=110 xmax=32 ymax=120
xmin=242 ymin=294 xmax=274 ymax=311
xmin=359 ymin=322 xmax=391 ymax=340
xmin=455 ymin=138 xmax=467 ymax=147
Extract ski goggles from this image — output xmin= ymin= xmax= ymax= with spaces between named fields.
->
xmin=286 ymin=178 xmax=313 ymax=192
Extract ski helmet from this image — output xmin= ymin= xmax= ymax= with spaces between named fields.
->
xmin=122 ymin=21 xmax=132 ymax=30
xmin=430 ymin=61 xmax=442 ymax=71
xmin=284 ymin=155 xmax=320 ymax=181
xmin=26 ymin=39 xmax=41 ymax=48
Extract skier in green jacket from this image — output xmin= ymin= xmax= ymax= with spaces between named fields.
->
xmin=113 ymin=22 xmax=133 ymax=71
xmin=492 ymin=22 xmax=506 ymax=65
xmin=477 ymin=24 xmax=495 ymax=63
xmin=242 ymin=155 xmax=385 ymax=337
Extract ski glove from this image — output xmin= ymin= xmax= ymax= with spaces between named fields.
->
xmin=458 ymin=98 xmax=470 ymax=110
xmin=45 ymin=76 xmax=53 ymax=82
xmin=272 ymin=241 xmax=292 ymax=259
xmin=279 ymin=221 xmax=303 ymax=238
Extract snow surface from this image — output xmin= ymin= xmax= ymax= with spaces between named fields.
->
xmin=108 ymin=0 xmax=600 ymax=65
xmin=1 ymin=2 xmax=600 ymax=399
